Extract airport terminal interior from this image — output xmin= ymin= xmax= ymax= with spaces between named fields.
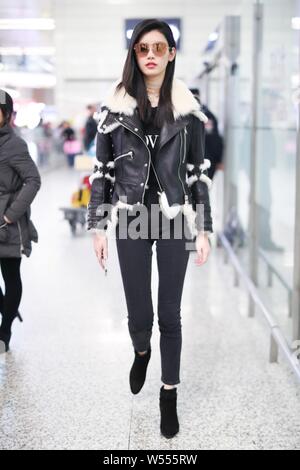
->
xmin=0 ymin=0 xmax=300 ymax=450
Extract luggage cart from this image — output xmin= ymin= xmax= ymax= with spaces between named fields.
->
xmin=60 ymin=151 xmax=95 ymax=236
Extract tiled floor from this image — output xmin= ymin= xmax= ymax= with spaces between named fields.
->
xmin=0 ymin=167 xmax=299 ymax=450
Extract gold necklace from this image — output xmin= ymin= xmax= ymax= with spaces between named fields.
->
xmin=146 ymin=86 xmax=160 ymax=98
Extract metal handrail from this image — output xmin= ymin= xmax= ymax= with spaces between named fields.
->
xmin=218 ymin=231 xmax=300 ymax=383
xmin=258 ymin=247 xmax=293 ymax=317
xmin=258 ymin=247 xmax=292 ymax=291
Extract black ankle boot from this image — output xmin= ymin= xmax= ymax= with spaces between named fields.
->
xmin=0 ymin=311 xmax=22 ymax=353
xmin=129 ymin=347 xmax=151 ymax=395
xmin=160 ymin=386 xmax=179 ymax=438
xmin=0 ymin=311 xmax=22 ymax=322
xmin=0 ymin=329 xmax=11 ymax=353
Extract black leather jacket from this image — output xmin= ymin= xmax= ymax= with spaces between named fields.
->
xmin=87 ymin=79 xmax=213 ymax=237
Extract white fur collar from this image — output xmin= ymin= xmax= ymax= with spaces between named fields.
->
xmin=102 ymin=78 xmax=208 ymax=123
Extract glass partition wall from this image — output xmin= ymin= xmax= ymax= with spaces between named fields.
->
xmin=199 ymin=0 xmax=300 ymax=357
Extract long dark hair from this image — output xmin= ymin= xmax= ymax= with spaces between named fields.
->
xmin=0 ymin=89 xmax=13 ymax=126
xmin=116 ymin=19 xmax=176 ymax=127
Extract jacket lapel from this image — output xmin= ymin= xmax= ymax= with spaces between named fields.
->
xmin=118 ymin=110 xmax=147 ymax=145
xmin=158 ymin=117 xmax=189 ymax=151
xmin=119 ymin=110 xmax=189 ymax=150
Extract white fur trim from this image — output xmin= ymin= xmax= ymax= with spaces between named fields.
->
xmin=97 ymin=109 xmax=109 ymax=132
xmin=186 ymin=159 xmax=212 ymax=189
xmin=90 ymin=160 xmax=115 ymax=184
xmin=115 ymin=200 xmax=135 ymax=211
xmin=200 ymin=158 xmax=211 ymax=171
xmin=187 ymin=172 xmax=212 ymax=189
xmin=100 ymin=121 xmax=122 ymax=134
xmin=200 ymin=173 xmax=213 ymax=189
xmin=172 ymin=79 xmax=205 ymax=121
xmin=186 ymin=163 xmax=195 ymax=172
xmin=89 ymin=171 xmax=103 ymax=184
xmin=187 ymin=175 xmax=198 ymax=187
xmin=181 ymin=203 xmax=198 ymax=238
xmin=105 ymin=174 xmax=115 ymax=184
xmin=102 ymin=78 xmax=208 ymax=123
xmin=192 ymin=109 xmax=208 ymax=124
xmin=187 ymin=159 xmax=211 ymax=172
xmin=92 ymin=158 xmax=103 ymax=168
xmin=102 ymin=80 xmax=136 ymax=116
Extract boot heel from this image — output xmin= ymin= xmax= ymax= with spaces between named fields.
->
xmin=160 ymin=386 xmax=180 ymax=438
xmin=16 ymin=312 xmax=23 ymax=322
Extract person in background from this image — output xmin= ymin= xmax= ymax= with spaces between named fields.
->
xmin=61 ymin=120 xmax=75 ymax=141
xmin=34 ymin=119 xmax=53 ymax=168
xmin=0 ymin=89 xmax=41 ymax=353
xmin=61 ymin=121 xmax=81 ymax=168
xmin=83 ymin=105 xmax=98 ymax=151
xmin=189 ymin=88 xmax=224 ymax=180
xmin=203 ymin=113 xmax=224 ymax=180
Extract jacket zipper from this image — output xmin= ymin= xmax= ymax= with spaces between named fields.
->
xmin=182 ymin=126 xmax=187 ymax=163
xmin=150 ymin=161 xmax=163 ymax=193
xmin=114 ymin=151 xmax=134 ymax=162
xmin=116 ymin=119 xmax=163 ymax=203
xmin=179 ymin=130 xmax=189 ymax=205
xmin=17 ymin=221 xmax=24 ymax=256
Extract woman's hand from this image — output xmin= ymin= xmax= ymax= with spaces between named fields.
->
xmin=93 ymin=232 xmax=108 ymax=271
xmin=3 ymin=215 xmax=12 ymax=224
xmin=195 ymin=232 xmax=211 ymax=266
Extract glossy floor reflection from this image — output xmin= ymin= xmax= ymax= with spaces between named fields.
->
xmin=0 ymin=167 xmax=299 ymax=450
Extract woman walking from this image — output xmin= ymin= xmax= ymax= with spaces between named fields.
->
xmin=0 ymin=90 xmax=41 ymax=352
xmin=87 ymin=19 xmax=213 ymax=438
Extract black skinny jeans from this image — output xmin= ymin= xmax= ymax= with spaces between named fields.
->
xmin=115 ymin=191 xmax=191 ymax=385
xmin=0 ymin=258 xmax=22 ymax=333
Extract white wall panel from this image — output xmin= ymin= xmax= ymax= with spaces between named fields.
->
xmin=54 ymin=0 xmax=243 ymax=119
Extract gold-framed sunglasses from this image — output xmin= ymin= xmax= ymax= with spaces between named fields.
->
xmin=134 ymin=42 xmax=174 ymax=57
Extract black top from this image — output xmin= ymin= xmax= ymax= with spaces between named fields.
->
xmin=141 ymin=106 xmax=161 ymax=207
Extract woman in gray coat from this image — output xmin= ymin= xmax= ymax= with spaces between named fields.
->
xmin=0 ymin=90 xmax=41 ymax=352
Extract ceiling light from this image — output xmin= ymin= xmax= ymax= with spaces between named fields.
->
xmin=0 ymin=18 xmax=55 ymax=30
xmin=292 ymin=17 xmax=300 ymax=29
xmin=0 ymin=47 xmax=55 ymax=56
